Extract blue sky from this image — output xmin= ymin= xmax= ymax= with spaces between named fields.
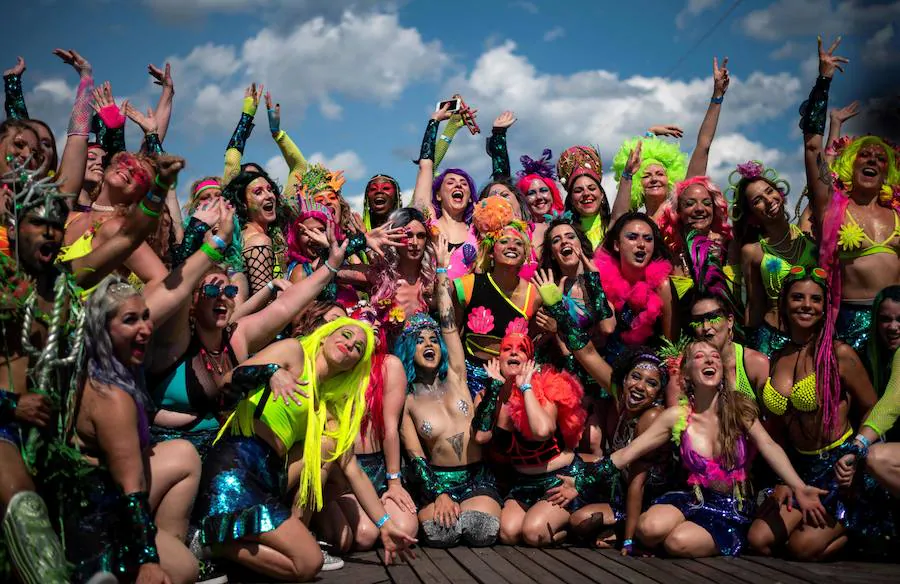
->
xmin=5 ymin=0 xmax=899 ymax=211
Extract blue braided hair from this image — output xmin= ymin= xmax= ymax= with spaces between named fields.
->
xmin=392 ymin=313 xmax=449 ymax=387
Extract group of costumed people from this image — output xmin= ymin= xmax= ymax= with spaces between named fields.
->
xmin=1 ymin=34 xmax=900 ymax=584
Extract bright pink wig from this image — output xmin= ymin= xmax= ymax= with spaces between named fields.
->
xmin=657 ymin=176 xmax=732 ymax=255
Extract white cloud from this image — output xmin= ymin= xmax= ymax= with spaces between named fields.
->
xmin=144 ymin=0 xmax=397 ymax=23
xmin=435 ymin=41 xmax=802 ymax=206
xmin=174 ymin=11 xmax=448 ymax=132
xmin=510 ymin=1 xmax=539 ymax=14
xmin=676 ymin=0 xmax=722 ymax=30
xmin=308 ymin=150 xmax=367 ymax=181
xmin=543 ymin=26 xmax=565 ymax=42
xmin=264 ymin=155 xmax=290 ymax=183
xmin=741 ymin=0 xmax=900 ymax=41
xmin=864 ymin=23 xmax=895 ymax=64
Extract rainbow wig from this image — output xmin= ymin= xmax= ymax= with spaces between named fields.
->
xmin=472 ymin=196 xmax=530 ymax=273
xmin=515 ymin=149 xmax=563 ymax=216
xmin=362 ymin=174 xmax=402 ymax=230
xmin=612 ymin=136 xmax=688 ymax=211
xmin=393 ymin=313 xmax=449 ymax=386
xmin=228 ymin=317 xmax=374 ymax=511
xmin=656 ymin=176 xmax=732 ymax=256
xmin=286 ymin=197 xmax=334 ymax=265
xmin=431 ymin=168 xmax=478 ymax=222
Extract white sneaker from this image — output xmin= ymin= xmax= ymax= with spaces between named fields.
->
xmin=318 ymin=541 xmax=345 ymax=571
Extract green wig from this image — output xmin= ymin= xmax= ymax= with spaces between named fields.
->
xmin=831 ymin=136 xmax=900 ymax=203
xmin=612 ymin=136 xmax=688 ymax=211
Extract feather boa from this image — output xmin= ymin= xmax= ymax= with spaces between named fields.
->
xmin=507 ymin=367 xmax=586 ymax=450
xmin=594 ymin=249 xmax=672 ymax=345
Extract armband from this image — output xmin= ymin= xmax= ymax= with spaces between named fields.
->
xmin=798 ymin=75 xmax=832 ymax=135
xmin=472 ymin=378 xmax=503 ymax=432
xmin=120 ymin=492 xmax=160 ymax=565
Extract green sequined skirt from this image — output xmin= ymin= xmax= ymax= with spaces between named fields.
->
xmin=418 ymin=462 xmax=501 ymax=507
xmin=506 ymin=455 xmax=586 ymax=510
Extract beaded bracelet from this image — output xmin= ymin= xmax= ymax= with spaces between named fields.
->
xmin=139 ymin=201 xmax=160 ymax=218
xmin=375 ymin=513 xmax=391 ymax=528
xmin=201 ymin=242 xmax=224 ymax=263
xmin=324 ymin=261 xmax=339 ymax=274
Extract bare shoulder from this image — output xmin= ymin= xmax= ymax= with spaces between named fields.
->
xmin=636 ymin=405 xmax=665 ymax=434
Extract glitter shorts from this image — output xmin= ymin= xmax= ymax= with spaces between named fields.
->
xmin=653 ymin=487 xmax=754 ymax=556
xmin=357 ymin=451 xmax=388 ymax=497
xmin=417 ymin=462 xmax=501 ymax=508
xmin=506 ymin=455 xmax=586 ymax=511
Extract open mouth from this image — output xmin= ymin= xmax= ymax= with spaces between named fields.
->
xmin=503 ymin=249 xmax=520 ymax=259
xmin=451 ymin=190 xmax=465 ymax=203
xmin=116 ymin=169 xmax=131 ymax=183
xmin=132 ymin=341 xmax=147 ymax=360
xmin=262 ymin=200 xmax=276 ymax=213
xmin=507 ymin=357 xmax=521 ymax=367
xmin=37 ymin=242 xmax=58 ymax=262
xmin=701 ymin=366 xmax=717 ymax=378
xmin=373 ymin=195 xmax=388 ymax=207
xmin=627 ymin=388 xmax=646 ymax=408
xmin=633 ymin=250 xmax=647 ymax=263
xmin=560 ymin=245 xmax=575 ymax=258
xmin=423 ymin=347 xmax=436 ymax=361
xmin=862 ymin=167 xmax=878 ymax=177
xmin=213 ymin=304 xmax=228 ymax=316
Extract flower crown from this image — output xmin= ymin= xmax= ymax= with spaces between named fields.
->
xmin=296 ymin=163 xmax=346 ymax=200
xmin=725 ymin=160 xmax=790 ymax=221
xmin=472 ymin=196 xmax=528 ymax=247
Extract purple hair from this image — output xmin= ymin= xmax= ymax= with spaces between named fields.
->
xmin=431 ymin=168 xmax=478 ymax=222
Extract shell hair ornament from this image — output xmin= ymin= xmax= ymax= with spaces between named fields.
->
xmin=725 ymin=160 xmax=790 ymax=221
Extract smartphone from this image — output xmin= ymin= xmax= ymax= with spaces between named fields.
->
xmin=436 ymin=99 xmax=461 ymax=113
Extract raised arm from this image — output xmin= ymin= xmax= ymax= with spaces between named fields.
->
xmin=3 ymin=57 xmax=28 ymax=119
xmin=73 ymin=156 xmax=182 ymax=288
xmin=265 ymin=92 xmax=308 ymax=195
xmin=485 ymin=111 xmax=515 ymax=181
xmin=53 ymin=49 xmax=93 ymax=196
xmin=147 ymin=63 xmax=174 ymax=144
xmin=91 ymin=82 xmax=126 ymax=159
xmin=223 ymin=83 xmax=262 ymax=185
xmin=411 ymin=104 xmax=451 ymax=211
xmin=686 ymin=56 xmax=730 ymax=178
xmin=802 ymin=36 xmax=848 ymax=229
xmin=824 ymin=101 xmax=859 ymax=165
xmin=435 ymin=233 xmax=466 ymax=379
xmin=612 ymin=140 xmax=642 ymax=221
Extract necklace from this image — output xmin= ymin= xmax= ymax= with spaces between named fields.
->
xmin=91 ymin=203 xmax=116 ymax=212
xmin=199 ymin=344 xmax=229 ymax=376
xmin=413 ymin=380 xmax=447 ymax=399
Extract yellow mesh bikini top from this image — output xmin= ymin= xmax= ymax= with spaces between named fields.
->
xmin=762 ymin=373 xmax=818 ymax=416
xmin=838 ymin=210 xmax=900 ymax=260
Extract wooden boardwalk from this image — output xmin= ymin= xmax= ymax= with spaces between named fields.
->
xmin=227 ymin=545 xmax=900 ymax=583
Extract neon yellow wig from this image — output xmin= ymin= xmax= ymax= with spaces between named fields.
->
xmin=831 ymin=136 xmax=900 ymax=203
xmin=612 ymin=137 xmax=688 ymax=211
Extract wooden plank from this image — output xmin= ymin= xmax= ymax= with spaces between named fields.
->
xmin=420 ymin=547 xmax=478 ymax=583
xmin=542 ymin=547 xmax=632 ymax=584
xmin=722 ymin=557 xmax=818 ymax=584
xmin=741 ymin=556 xmax=846 ymax=583
xmin=670 ymin=558 xmax=751 ymax=583
xmin=404 ymin=546 xmax=453 ymax=584
xmin=696 ymin=557 xmax=788 ymax=584
xmin=513 ymin=547 xmax=596 ymax=584
xmin=592 ymin=549 xmax=697 ymax=584
xmin=317 ymin=549 xmax=392 ymax=584
xmin=376 ymin=548 xmax=422 ymax=584
xmin=471 ymin=546 xmax=540 ymax=583
xmin=566 ymin=548 xmax=659 ymax=584
xmin=446 ymin=546 xmax=516 ymax=584
xmin=493 ymin=545 xmax=566 ymax=584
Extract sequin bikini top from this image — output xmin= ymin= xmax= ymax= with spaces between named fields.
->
xmin=762 ymin=373 xmax=818 ymax=416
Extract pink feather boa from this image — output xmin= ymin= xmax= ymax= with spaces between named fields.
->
xmin=507 ymin=367 xmax=586 ymax=450
xmin=594 ymin=249 xmax=673 ymax=345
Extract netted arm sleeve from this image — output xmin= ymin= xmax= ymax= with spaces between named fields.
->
xmin=242 ymin=244 xmax=275 ymax=297
xmin=864 ymin=349 xmax=900 ymax=438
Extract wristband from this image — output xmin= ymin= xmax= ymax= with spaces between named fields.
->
xmin=267 ymin=108 xmax=279 ymax=134
xmin=621 ymin=170 xmax=633 ymax=181
xmin=386 ymin=471 xmax=402 ymax=481
xmin=375 ymin=513 xmax=391 ymax=528
xmin=211 ymin=235 xmax=228 ymax=250
xmin=622 ymin=539 xmax=634 ymax=549
xmin=154 ymin=174 xmax=176 ymax=192
xmin=537 ymin=282 xmax=563 ymax=306
xmin=519 ymin=383 xmax=532 ymax=392
xmin=644 ymin=131 xmax=654 ymax=138
xmin=324 ymin=261 xmax=339 ymax=274
xmin=242 ymin=96 xmax=258 ymax=117
xmin=138 ymin=201 xmax=160 ymax=218
xmin=345 ymin=232 xmax=368 ymax=257
xmin=854 ymin=433 xmax=871 ymax=449
xmin=121 ymin=492 xmax=160 ymax=565
xmin=200 ymin=242 xmax=224 ymax=263
xmin=436 ymin=267 xmax=449 ymax=275
xmin=710 ymin=96 xmax=724 ymax=104
xmin=266 ymin=281 xmax=276 ymax=293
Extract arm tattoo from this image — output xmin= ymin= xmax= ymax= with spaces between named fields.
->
xmin=816 ymin=153 xmax=834 ymax=188
xmin=439 ymin=305 xmax=457 ymax=333
xmin=437 ymin=278 xmax=457 ymax=332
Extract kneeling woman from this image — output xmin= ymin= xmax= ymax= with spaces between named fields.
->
xmin=476 ymin=319 xmax=587 ymax=547
xmin=396 ymin=235 xmax=502 ymax=547
xmin=193 ymin=319 xmax=415 ymax=581
xmin=592 ymin=341 xmax=826 ymax=558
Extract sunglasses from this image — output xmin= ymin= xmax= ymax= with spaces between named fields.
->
xmin=788 ymin=265 xmax=827 ymax=280
xmin=201 ymin=284 xmax=239 ymax=299
xmin=689 ymin=309 xmax=726 ymax=329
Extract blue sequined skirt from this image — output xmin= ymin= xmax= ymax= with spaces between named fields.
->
xmin=791 ymin=441 xmax=895 ymax=538
xmin=358 ymin=451 xmax=387 ymax=497
xmin=0 ymin=417 xmax=20 ymax=448
xmin=653 ymin=487 xmax=754 ymax=556
xmin=506 ymin=455 xmax=587 ymax=511
xmin=150 ymin=425 xmax=218 ymax=460
xmin=195 ymin=435 xmax=291 ymax=545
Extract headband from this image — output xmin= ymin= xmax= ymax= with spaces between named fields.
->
xmin=193 ymin=179 xmax=221 ymax=197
